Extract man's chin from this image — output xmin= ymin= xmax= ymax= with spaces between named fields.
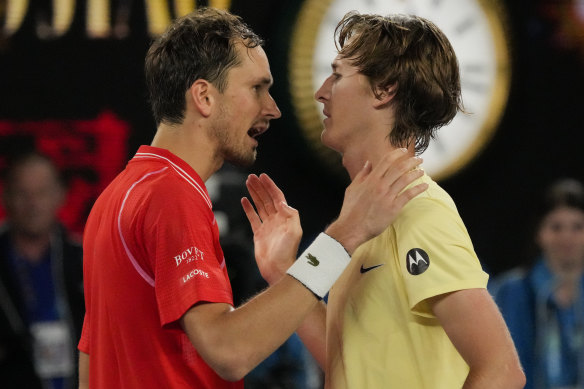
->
xmin=320 ymin=133 xmax=341 ymax=153
xmin=226 ymin=151 xmax=256 ymax=168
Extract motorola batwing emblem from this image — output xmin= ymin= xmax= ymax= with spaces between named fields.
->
xmin=406 ymin=248 xmax=430 ymax=275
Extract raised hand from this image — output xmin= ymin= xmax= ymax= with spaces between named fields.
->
xmin=241 ymin=174 xmax=302 ymax=285
xmin=326 ymin=149 xmax=428 ymax=254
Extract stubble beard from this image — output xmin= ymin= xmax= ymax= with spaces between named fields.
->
xmin=210 ymin=104 xmax=257 ymax=168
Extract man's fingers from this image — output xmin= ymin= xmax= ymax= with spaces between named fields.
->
xmin=379 ymin=155 xmax=423 ymax=186
xmin=246 ymin=174 xmax=278 ymax=217
xmin=367 ymin=149 xmax=420 ymax=185
xmin=241 ymin=197 xmax=262 ymax=232
xmin=254 ymin=176 xmax=279 ymax=215
xmin=369 ymin=149 xmax=408 ymax=179
xmin=246 ymin=176 xmax=270 ymax=221
xmin=259 ymin=173 xmax=287 ymax=205
xmin=393 ymin=182 xmax=429 ymax=209
xmin=352 ymin=160 xmax=372 ymax=184
xmin=276 ymin=200 xmax=299 ymax=219
xmin=387 ymin=168 xmax=425 ymax=197
xmin=245 ymin=174 xmax=295 ymax=228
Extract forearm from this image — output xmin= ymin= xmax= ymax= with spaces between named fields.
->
xmin=295 ymin=301 xmax=327 ymax=369
xmin=228 ymin=275 xmax=319 ymax=363
xmin=182 ymin=275 xmax=319 ymax=381
xmin=463 ymin=360 xmax=526 ymax=389
xmin=79 ymin=351 xmax=89 ymax=389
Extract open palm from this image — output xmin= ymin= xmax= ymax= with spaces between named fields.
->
xmin=241 ymin=174 xmax=302 ymax=285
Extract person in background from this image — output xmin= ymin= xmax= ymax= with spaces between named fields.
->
xmin=0 ymin=151 xmax=84 ymax=389
xmin=77 ymin=8 xmax=426 ymax=389
xmin=491 ymin=178 xmax=584 ymax=389
xmin=246 ymin=11 xmax=525 ymax=388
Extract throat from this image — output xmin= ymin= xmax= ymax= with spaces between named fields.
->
xmin=12 ymin=233 xmax=51 ymax=264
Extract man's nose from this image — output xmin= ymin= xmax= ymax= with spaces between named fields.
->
xmin=265 ymin=94 xmax=281 ymax=119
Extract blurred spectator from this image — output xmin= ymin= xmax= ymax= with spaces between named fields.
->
xmin=490 ymin=178 xmax=584 ymax=389
xmin=0 ymin=152 xmax=84 ymax=389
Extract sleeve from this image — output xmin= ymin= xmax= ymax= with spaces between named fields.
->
xmin=78 ymin=313 xmax=90 ymax=353
xmin=143 ymin=178 xmax=234 ymax=328
xmin=394 ymin=197 xmax=489 ymax=317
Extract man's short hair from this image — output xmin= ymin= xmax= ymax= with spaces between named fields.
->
xmin=144 ymin=7 xmax=264 ymax=126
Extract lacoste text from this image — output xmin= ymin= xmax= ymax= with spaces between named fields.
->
xmin=182 ymin=269 xmax=209 ymax=283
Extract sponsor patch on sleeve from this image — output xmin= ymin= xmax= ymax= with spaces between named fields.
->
xmin=405 ymin=248 xmax=430 ymax=275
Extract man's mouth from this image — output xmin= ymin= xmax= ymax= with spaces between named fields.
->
xmin=247 ymin=125 xmax=268 ymax=138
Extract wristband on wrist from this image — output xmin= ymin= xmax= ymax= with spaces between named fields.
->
xmin=286 ymin=232 xmax=351 ymax=299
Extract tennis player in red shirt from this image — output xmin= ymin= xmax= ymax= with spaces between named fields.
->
xmin=78 ymin=7 xmax=426 ymax=388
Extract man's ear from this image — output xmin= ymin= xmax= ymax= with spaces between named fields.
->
xmin=188 ymin=79 xmax=213 ymax=117
xmin=373 ymin=84 xmax=397 ymax=108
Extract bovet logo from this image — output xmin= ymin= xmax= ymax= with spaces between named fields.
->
xmin=174 ymin=246 xmax=205 ymax=267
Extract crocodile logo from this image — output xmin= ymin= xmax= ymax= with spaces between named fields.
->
xmin=306 ymin=253 xmax=319 ymax=267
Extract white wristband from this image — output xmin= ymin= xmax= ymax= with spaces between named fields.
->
xmin=286 ymin=233 xmax=351 ymax=299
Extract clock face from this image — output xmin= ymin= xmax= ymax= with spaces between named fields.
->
xmin=289 ymin=0 xmax=511 ymax=180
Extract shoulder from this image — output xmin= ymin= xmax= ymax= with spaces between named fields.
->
xmin=395 ymin=175 xmax=463 ymax=232
xmin=131 ymin=166 xmax=213 ymax=213
xmin=404 ymin=175 xmax=456 ymax=213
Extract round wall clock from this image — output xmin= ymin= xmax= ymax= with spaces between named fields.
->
xmin=289 ymin=0 xmax=511 ymax=181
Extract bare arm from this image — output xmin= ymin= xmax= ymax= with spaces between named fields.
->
xmin=430 ymin=288 xmax=526 ymax=389
xmin=180 ymin=149 xmax=426 ymax=381
xmin=295 ymin=301 xmax=327 ymax=368
xmin=180 ymin=275 xmax=318 ymax=381
xmin=79 ymin=351 xmax=89 ymax=389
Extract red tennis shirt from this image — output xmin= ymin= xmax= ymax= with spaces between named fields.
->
xmin=78 ymin=146 xmax=242 ymax=388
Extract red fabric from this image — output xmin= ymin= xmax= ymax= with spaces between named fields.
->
xmin=79 ymin=145 xmax=242 ymax=389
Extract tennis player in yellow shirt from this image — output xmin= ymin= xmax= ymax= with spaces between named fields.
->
xmin=245 ymin=11 xmax=525 ymax=389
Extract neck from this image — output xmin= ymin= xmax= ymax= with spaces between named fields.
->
xmin=12 ymin=230 xmax=51 ymax=263
xmin=342 ymin=136 xmax=416 ymax=181
xmin=151 ymin=121 xmax=223 ymax=182
xmin=339 ymin=110 xmax=414 ymax=179
xmin=553 ymin=278 xmax=581 ymax=308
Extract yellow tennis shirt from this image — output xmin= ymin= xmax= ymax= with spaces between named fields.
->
xmin=325 ymin=174 xmax=489 ymax=389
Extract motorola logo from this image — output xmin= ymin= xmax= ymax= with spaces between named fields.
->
xmin=406 ymin=248 xmax=430 ymax=275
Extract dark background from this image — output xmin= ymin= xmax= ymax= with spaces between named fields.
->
xmin=1 ymin=0 xmax=583 ymax=278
